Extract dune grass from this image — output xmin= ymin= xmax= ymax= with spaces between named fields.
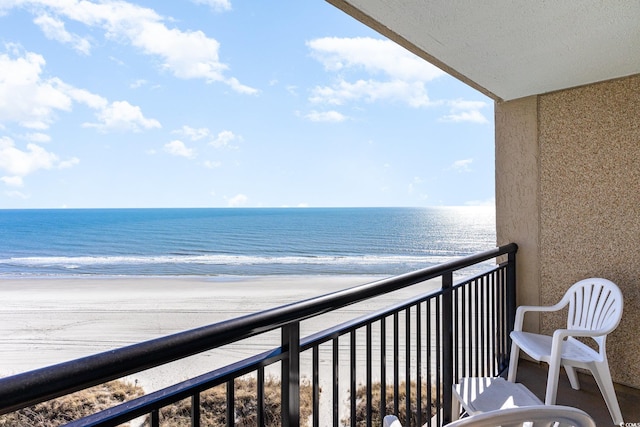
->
xmin=0 ymin=376 xmax=316 ymax=427
xmin=0 ymin=380 xmax=145 ymax=427
xmin=345 ymin=381 xmax=439 ymax=427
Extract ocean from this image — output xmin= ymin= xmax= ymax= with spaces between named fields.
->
xmin=0 ymin=207 xmax=496 ymax=278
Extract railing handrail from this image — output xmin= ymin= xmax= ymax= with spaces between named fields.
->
xmin=0 ymin=243 xmax=517 ymax=415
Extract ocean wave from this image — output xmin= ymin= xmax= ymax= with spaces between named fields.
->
xmin=1 ymin=253 xmax=464 ymax=267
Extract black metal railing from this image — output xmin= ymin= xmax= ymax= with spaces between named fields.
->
xmin=0 ymin=243 xmax=517 ymax=427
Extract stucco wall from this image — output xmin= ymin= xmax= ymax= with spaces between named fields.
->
xmin=538 ymin=75 xmax=640 ymax=387
xmin=498 ymin=75 xmax=640 ymax=388
xmin=495 ymin=96 xmax=541 ymax=334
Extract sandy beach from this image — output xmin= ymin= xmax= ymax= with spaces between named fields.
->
xmin=0 ymin=275 xmax=441 ymax=400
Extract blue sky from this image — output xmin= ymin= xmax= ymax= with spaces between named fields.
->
xmin=0 ymin=0 xmax=494 ymax=209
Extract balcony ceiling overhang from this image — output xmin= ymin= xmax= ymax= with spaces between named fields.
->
xmin=327 ymin=0 xmax=640 ymax=102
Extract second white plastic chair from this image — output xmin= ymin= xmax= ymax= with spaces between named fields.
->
xmin=507 ymin=277 xmax=624 ymax=425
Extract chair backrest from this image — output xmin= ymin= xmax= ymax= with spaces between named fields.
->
xmin=445 ymin=405 xmax=596 ymax=427
xmin=562 ymin=278 xmax=623 ymax=344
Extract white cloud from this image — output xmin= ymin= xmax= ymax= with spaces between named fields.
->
xmin=192 ymin=0 xmax=232 ymax=12
xmin=441 ymin=110 xmax=488 ymax=124
xmin=25 ymin=132 xmax=51 ymax=143
xmin=227 ymin=193 xmax=248 ymax=207
xmin=0 ymin=48 xmax=160 ymax=132
xmin=1 ymin=175 xmax=24 ymax=187
xmin=84 ymin=100 xmax=161 ymax=132
xmin=286 ymin=85 xmax=298 ymax=96
xmin=307 ymin=37 xmax=443 ymax=107
xmin=164 ymin=139 xmax=195 ymax=158
xmin=308 ymin=37 xmax=443 ymax=81
xmin=408 ymin=176 xmax=424 ymax=194
xmin=304 ymin=110 xmax=347 ymax=123
xmin=0 ymin=49 xmax=72 ymax=129
xmin=0 ymin=136 xmax=79 ymax=184
xmin=66 ymin=87 xmax=108 ymax=110
xmin=203 ymin=160 xmax=221 ymax=169
xmin=175 ymin=125 xmax=210 ymax=141
xmin=310 ymin=79 xmax=431 ymax=107
xmin=33 ymin=14 xmax=91 ymax=54
xmin=174 ymin=126 xmax=240 ymax=148
xmin=58 ymin=157 xmax=80 ymax=169
xmin=11 ymin=0 xmax=255 ymax=93
xmin=5 ymin=189 xmax=30 ymax=199
xmin=210 ymin=130 xmax=239 ymax=148
xmin=440 ymin=99 xmax=490 ymax=124
xmin=130 ymin=79 xmax=147 ymax=89
xmin=452 ymin=158 xmax=473 ymax=172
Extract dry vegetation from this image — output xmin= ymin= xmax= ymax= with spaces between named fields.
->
xmin=0 ymin=377 xmax=316 ymax=427
xmin=345 ymin=381 xmax=439 ymax=427
xmin=0 ymin=380 xmax=145 ymax=427
xmin=148 ymin=376 xmax=315 ymax=427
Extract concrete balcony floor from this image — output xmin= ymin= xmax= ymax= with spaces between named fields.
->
xmin=514 ymin=359 xmax=640 ymax=426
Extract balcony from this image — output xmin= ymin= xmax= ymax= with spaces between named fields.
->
xmin=0 ymin=243 xmax=638 ymax=426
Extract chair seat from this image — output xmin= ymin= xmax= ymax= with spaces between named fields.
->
xmin=511 ymin=331 xmax=601 ymax=364
xmin=453 ymin=377 xmax=542 ymax=415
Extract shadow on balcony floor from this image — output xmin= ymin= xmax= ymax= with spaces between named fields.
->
xmin=514 ymin=359 xmax=640 ymax=427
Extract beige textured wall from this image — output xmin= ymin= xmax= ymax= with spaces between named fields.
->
xmin=495 ymin=96 xmax=541 ymax=334
xmin=497 ymin=75 xmax=640 ymax=388
xmin=538 ymin=75 xmax=640 ymax=387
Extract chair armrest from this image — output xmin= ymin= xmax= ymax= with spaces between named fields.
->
xmin=549 ymin=328 xmax=610 ymax=363
xmin=513 ymin=301 xmax=567 ymax=332
xmin=552 ymin=328 xmax=608 ymax=340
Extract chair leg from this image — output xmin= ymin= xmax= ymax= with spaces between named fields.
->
xmin=544 ymin=359 xmax=562 ymax=405
xmin=564 ymin=365 xmax=580 ymax=390
xmin=590 ymin=361 xmax=623 ymax=426
xmin=451 ymin=391 xmax=461 ymax=421
xmin=507 ymin=342 xmax=520 ymax=382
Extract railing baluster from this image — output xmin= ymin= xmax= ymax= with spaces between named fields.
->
xmin=151 ymin=408 xmax=160 ymax=427
xmin=480 ymin=276 xmax=486 ymax=377
xmin=474 ymin=278 xmax=480 ymax=377
xmin=442 ymin=272 xmax=453 ymax=425
xmin=257 ymin=367 xmax=265 ymax=427
xmin=394 ymin=312 xmax=399 ymax=415
xmin=313 ymin=346 xmax=320 ymax=427
xmin=461 ymin=284 xmax=467 ymax=379
xmin=453 ymin=286 xmax=459 ymax=383
xmin=366 ymin=323 xmax=372 ymax=427
xmin=405 ymin=308 xmax=411 ymax=426
xmin=226 ymin=380 xmax=234 ymax=427
xmin=435 ymin=296 xmax=441 ymax=427
xmin=489 ymin=272 xmax=496 ymax=375
xmin=507 ymin=249 xmax=518 ymax=354
xmin=426 ymin=299 xmax=432 ymax=427
xmin=191 ymin=392 xmax=200 ymax=427
xmin=501 ymin=266 xmax=509 ymax=371
xmin=333 ymin=337 xmax=339 ymax=427
xmin=416 ymin=302 xmax=422 ymax=427
xmin=350 ymin=331 xmax=356 ymax=427
xmin=282 ymin=322 xmax=300 ymax=427
xmin=491 ymin=272 xmax=498 ymax=375
xmin=380 ymin=316 xmax=387 ymax=421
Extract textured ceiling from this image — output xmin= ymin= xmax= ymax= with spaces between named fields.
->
xmin=328 ymin=0 xmax=640 ymax=101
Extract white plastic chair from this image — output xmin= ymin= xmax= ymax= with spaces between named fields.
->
xmin=445 ymin=405 xmax=596 ymax=427
xmin=382 ymin=415 xmax=403 ymax=427
xmin=507 ymin=277 xmax=623 ymax=425
xmin=383 ymin=406 xmax=596 ymax=427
